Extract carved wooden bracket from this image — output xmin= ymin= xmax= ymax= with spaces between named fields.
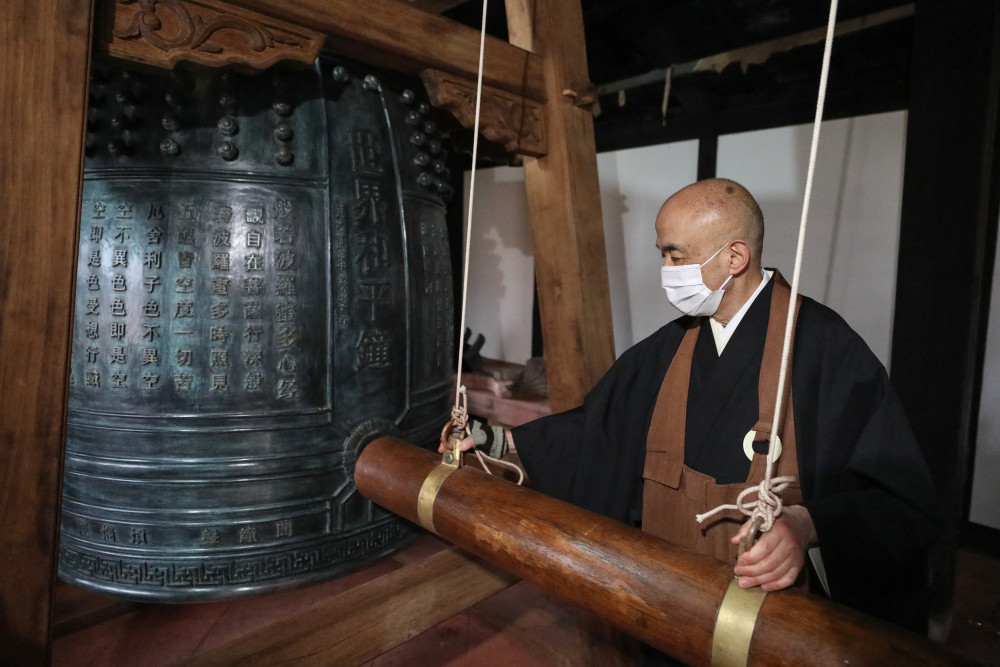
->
xmin=103 ymin=0 xmax=325 ymax=72
xmin=420 ymin=69 xmax=547 ymax=158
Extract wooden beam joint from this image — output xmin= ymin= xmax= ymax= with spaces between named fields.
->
xmin=561 ymin=79 xmax=598 ymax=112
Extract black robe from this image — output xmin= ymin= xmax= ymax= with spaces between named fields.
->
xmin=512 ymin=277 xmax=939 ymax=632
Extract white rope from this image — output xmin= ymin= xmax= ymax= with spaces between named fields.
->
xmin=452 ymin=0 xmax=489 ymax=412
xmin=697 ymin=0 xmax=840 ymax=533
xmin=695 ymin=475 xmax=797 ymax=525
xmin=754 ymin=0 xmax=840 ymax=533
xmin=444 ymin=0 xmax=526 ymax=487
xmin=473 ymin=446 xmax=526 ymax=485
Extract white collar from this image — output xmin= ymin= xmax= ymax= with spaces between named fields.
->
xmin=709 ymin=269 xmax=772 ymax=355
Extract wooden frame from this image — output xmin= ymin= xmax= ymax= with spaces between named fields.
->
xmin=1 ymin=2 xmax=96 ymax=662
xmin=0 ymin=0 xmax=614 ymax=661
xmin=5 ymin=0 xmax=1000 ymax=663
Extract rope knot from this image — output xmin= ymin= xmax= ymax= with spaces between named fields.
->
xmin=442 ymin=386 xmax=469 ymax=446
xmin=450 ymin=405 xmax=469 ymax=434
xmin=750 ymin=477 xmax=785 ymax=532
xmin=440 ymin=385 xmax=525 ymax=486
xmin=694 ymin=475 xmax=797 ymax=531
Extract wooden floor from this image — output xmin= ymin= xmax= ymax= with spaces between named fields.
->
xmin=52 ymin=534 xmax=1000 ymax=666
xmin=945 ymin=546 xmax=1000 ymax=666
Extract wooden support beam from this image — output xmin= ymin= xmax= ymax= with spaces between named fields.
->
xmin=224 ymin=0 xmax=546 ymax=101
xmin=505 ymin=0 xmax=616 ymax=410
xmin=0 ymin=0 xmax=94 ymax=663
xmin=179 ymin=547 xmax=517 ymax=666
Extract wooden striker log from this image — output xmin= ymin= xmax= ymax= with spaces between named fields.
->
xmin=355 ymin=436 xmax=968 ymax=666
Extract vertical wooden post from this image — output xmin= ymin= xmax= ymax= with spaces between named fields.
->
xmin=0 ymin=0 xmax=94 ymax=662
xmin=505 ymin=2 xmax=628 ymax=662
xmin=506 ymin=0 xmax=616 ymax=412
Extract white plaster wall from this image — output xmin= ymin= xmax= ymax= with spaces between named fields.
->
xmin=461 ymin=166 xmax=536 ymax=364
xmin=718 ymin=111 xmax=908 ymax=367
xmin=971 ymin=211 xmax=1000 ymax=531
xmin=596 ymin=142 xmax=699 ymax=354
xmin=463 ymin=111 xmax=906 ymax=368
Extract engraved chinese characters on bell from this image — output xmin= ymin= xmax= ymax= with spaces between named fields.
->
xmin=60 ymin=56 xmax=455 ymax=601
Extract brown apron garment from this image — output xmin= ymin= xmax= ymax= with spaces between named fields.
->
xmin=642 ymin=271 xmax=804 ymax=564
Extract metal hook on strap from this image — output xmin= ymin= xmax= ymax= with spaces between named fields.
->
xmin=416 ymin=430 xmax=464 ymax=533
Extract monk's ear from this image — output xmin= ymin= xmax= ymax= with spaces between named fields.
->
xmin=728 ymin=240 xmax=752 ymax=274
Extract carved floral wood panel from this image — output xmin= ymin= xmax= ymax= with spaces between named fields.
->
xmin=105 ymin=0 xmax=324 ymax=71
xmin=420 ymin=68 xmax=547 ymax=158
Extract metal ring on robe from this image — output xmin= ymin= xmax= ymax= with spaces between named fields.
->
xmin=416 ymin=435 xmax=463 ymax=532
xmin=711 ymin=516 xmax=767 ymax=667
xmin=743 ymin=430 xmax=782 ymax=462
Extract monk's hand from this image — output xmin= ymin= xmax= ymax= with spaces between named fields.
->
xmin=437 ymin=419 xmax=507 ymax=457
xmin=437 ymin=434 xmax=476 ymax=454
xmin=731 ymin=505 xmax=817 ymax=591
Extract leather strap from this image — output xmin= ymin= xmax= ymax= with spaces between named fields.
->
xmin=645 ymin=318 xmax=700 ymax=455
xmin=749 ymin=272 xmax=802 ymax=440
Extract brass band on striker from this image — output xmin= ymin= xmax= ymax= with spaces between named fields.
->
xmin=416 ymin=464 xmax=458 ymax=533
xmin=711 ymin=577 xmax=767 ymax=667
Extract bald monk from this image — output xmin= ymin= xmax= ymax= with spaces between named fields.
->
xmin=446 ymin=179 xmax=938 ymax=637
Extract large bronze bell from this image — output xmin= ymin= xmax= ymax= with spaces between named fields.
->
xmin=58 ymin=54 xmax=455 ymax=601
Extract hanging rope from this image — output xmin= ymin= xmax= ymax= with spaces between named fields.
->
xmin=472 ymin=435 xmax=525 ymax=484
xmin=442 ymin=385 xmax=471 ymax=442
xmin=437 ymin=0 xmax=526 ymax=486
xmin=451 ymin=0 xmax=489 ymax=416
xmin=444 ymin=0 xmax=490 ymax=446
xmin=697 ymin=0 xmax=840 ymax=533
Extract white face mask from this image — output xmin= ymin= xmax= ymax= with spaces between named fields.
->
xmin=660 ymin=243 xmax=733 ymax=317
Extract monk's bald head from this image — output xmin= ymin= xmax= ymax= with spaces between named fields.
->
xmin=656 ymin=179 xmax=764 ymax=266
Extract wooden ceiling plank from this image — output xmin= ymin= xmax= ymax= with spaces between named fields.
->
xmin=692 ymin=3 xmax=915 ymax=75
xmin=594 ymin=4 xmax=915 ymax=96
